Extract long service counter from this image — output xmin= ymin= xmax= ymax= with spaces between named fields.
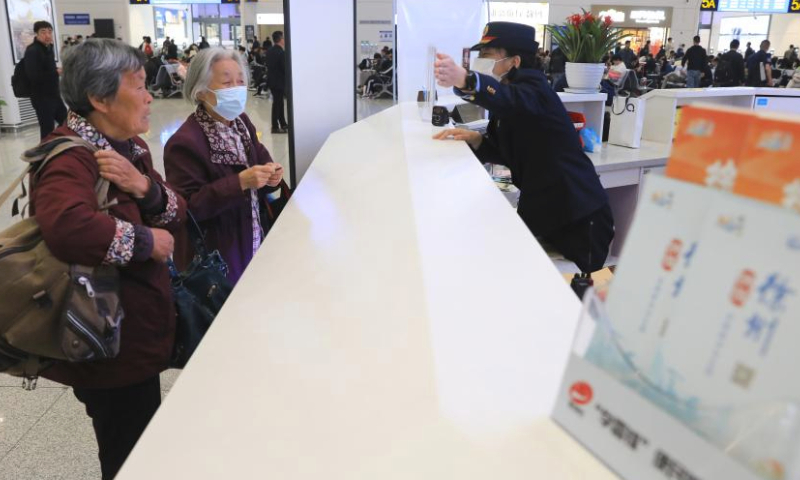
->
xmin=116 ymin=103 xmax=616 ymax=479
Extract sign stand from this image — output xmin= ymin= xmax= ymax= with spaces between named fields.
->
xmin=552 ymin=290 xmax=774 ymax=480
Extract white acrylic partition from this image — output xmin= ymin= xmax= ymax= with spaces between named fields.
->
xmin=642 ymin=87 xmax=800 ymax=144
xmin=115 ymin=103 xmax=585 ymax=479
xmin=396 ymin=0 xmax=487 ymax=103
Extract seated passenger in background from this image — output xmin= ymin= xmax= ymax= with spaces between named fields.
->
xmin=165 ymin=48 xmax=286 ymax=285
xmin=606 ymin=54 xmax=628 ymax=86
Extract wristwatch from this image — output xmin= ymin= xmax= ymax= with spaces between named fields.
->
xmin=463 ymin=71 xmax=479 ymax=92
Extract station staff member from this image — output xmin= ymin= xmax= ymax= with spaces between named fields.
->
xmin=434 ymin=22 xmax=613 ymax=273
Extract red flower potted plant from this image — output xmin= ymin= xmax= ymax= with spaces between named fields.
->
xmin=547 ymin=10 xmax=626 ymax=92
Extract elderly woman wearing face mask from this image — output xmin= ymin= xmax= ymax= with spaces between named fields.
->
xmin=165 ymin=47 xmax=285 ymax=285
xmin=29 ymin=39 xmax=187 ymax=480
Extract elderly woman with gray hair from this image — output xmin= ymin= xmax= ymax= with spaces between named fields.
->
xmin=29 ymin=39 xmax=186 ymax=479
xmin=165 ymin=47 xmax=285 ymax=285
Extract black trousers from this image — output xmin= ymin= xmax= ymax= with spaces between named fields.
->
xmin=538 ymin=204 xmax=615 ymax=273
xmin=30 ymin=96 xmax=67 ymax=140
xmin=73 ymin=376 xmax=162 ymax=480
xmin=269 ymin=88 xmax=287 ymax=129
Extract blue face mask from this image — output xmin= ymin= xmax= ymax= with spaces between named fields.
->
xmin=210 ymin=86 xmax=247 ymax=121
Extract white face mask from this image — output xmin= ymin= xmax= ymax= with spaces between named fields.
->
xmin=209 ymin=86 xmax=247 ymax=121
xmin=471 ymin=57 xmax=511 ymax=81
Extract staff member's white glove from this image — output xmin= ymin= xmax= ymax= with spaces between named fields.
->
xmin=434 ymin=53 xmax=468 ymax=89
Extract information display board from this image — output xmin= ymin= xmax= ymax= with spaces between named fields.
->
xmin=716 ymin=0 xmax=789 ymax=13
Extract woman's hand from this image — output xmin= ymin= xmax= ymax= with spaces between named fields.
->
xmin=96 ymin=150 xmax=150 ymax=198
xmin=150 ymin=228 xmax=174 ymax=263
xmin=433 ymin=128 xmax=483 ymax=150
xmin=266 ymin=163 xmax=284 ymax=187
xmin=239 ymin=164 xmax=283 ymax=190
xmin=434 ymin=53 xmax=468 ymax=89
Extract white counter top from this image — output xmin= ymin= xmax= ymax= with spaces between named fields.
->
xmin=558 ymin=92 xmax=607 ymax=103
xmin=116 ymin=103 xmax=586 ymax=479
xmin=590 ymin=140 xmax=672 ymax=173
xmin=643 ymin=86 xmax=800 ymax=99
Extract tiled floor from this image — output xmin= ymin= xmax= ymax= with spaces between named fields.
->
xmin=0 ymin=94 xmax=293 ymax=479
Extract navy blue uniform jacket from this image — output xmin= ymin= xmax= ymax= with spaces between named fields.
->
xmin=457 ymin=68 xmax=609 ymax=238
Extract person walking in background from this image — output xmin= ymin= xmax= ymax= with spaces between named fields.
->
xmin=619 ymin=40 xmax=637 ymax=69
xmin=140 ymin=36 xmax=154 ymax=58
xmin=716 ymin=39 xmax=745 ymax=87
xmin=638 ymin=40 xmax=651 ymax=58
xmin=745 ymin=42 xmax=755 ymax=61
xmin=747 ymin=40 xmax=773 ymax=87
xmin=548 ymin=47 xmax=566 ymax=88
xmin=665 ymin=37 xmax=674 ymax=56
xmin=24 ymin=21 xmax=67 ymax=139
xmin=265 ymin=31 xmax=288 ymax=134
xmin=682 ymin=36 xmax=707 ymax=88
xmin=199 ymin=36 xmax=210 ymax=50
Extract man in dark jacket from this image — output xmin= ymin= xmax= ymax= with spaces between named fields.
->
xmin=433 ymin=22 xmax=613 ymax=273
xmin=747 ymin=39 xmax=773 ymax=87
xmin=24 ymin=21 xmax=67 ymax=139
xmin=264 ymin=30 xmax=288 ymax=133
xmin=681 ymin=35 xmax=707 ymax=88
xmin=717 ymin=39 xmax=746 ymax=87
xmin=745 ymin=42 xmax=755 ymax=61
xmin=620 ymin=40 xmax=637 ymax=69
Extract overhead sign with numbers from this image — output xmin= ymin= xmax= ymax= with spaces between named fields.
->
xmin=789 ymin=0 xmax=800 ymax=12
xmin=715 ymin=0 xmax=790 ymax=12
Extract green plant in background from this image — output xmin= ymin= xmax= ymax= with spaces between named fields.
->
xmin=547 ymin=10 xmax=627 ymax=63
xmin=0 ymin=98 xmax=6 ymax=107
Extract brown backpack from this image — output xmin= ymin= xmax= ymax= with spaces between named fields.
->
xmin=0 ymin=137 xmax=124 ymax=390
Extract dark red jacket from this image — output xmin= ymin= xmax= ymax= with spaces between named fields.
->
xmin=164 ymin=112 xmax=278 ymax=285
xmin=31 ymin=126 xmax=187 ymax=389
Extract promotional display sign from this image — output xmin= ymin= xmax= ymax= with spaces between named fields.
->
xmin=734 ymin=114 xmax=800 ymax=210
xmin=553 ymin=293 xmax=763 ymax=480
xmin=554 ymin=104 xmax=800 ymax=480
xmin=665 ymin=105 xmax=755 ymax=191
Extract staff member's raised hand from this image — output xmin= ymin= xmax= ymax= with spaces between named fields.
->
xmin=434 ymin=53 xmax=468 ymax=89
xmin=432 ymin=128 xmax=483 ymax=150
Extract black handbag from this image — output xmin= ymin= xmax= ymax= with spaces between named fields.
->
xmin=168 ymin=213 xmax=233 ymax=368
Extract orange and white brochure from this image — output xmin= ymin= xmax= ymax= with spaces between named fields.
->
xmin=665 ymin=105 xmax=756 ymax=191
xmin=734 ymin=113 xmax=800 ymax=214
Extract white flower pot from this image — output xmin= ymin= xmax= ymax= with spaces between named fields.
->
xmin=565 ymin=62 xmax=605 ymax=92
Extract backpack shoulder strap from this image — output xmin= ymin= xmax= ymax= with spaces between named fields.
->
xmin=0 ymin=168 xmax=30 ymax=211
xmin=8 ymin=136 xmax=116 ymax=214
